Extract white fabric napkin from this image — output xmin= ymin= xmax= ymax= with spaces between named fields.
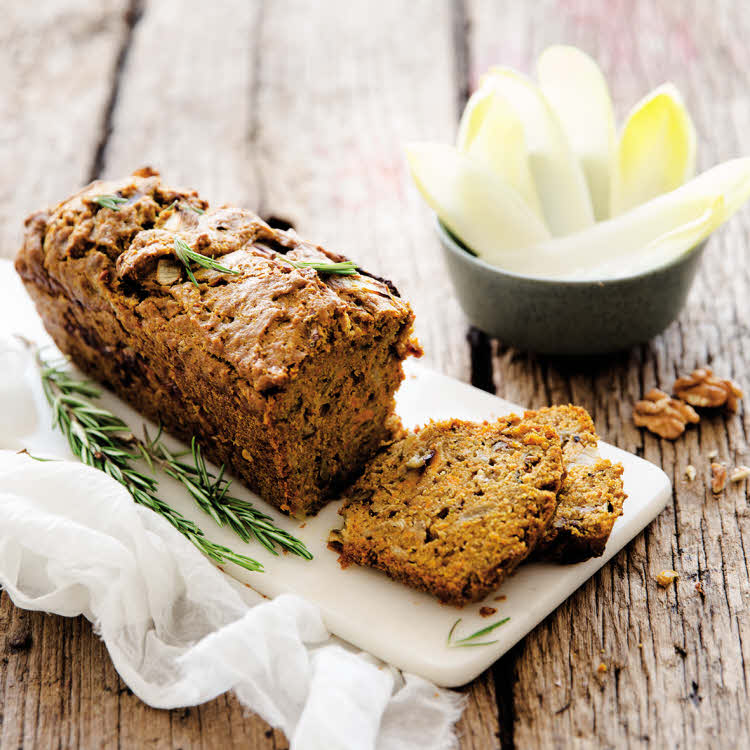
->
xmin=0 ymin=336 xmax=464 ymax=749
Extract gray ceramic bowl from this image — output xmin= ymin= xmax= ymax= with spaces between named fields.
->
xmin=437 ymin=218 xmax=707 ymax=355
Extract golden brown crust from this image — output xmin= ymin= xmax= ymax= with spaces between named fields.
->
xmin=525 ymin=405 xmax=626 ymax=562
xmin=536 ymin=459 xmax=626 ymax=562
xmin=328 ymin=416 xmax=564 ymax=606
xmin=15 ymin=170 xmax=419 ymax=516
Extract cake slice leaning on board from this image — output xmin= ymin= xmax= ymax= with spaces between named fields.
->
xmin=328 ymin=406 xmax=627 ymax=605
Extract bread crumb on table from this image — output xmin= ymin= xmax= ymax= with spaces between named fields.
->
xmin=731 ymin=465 xmax=750 ymax=483
xmin=596 ymin=662 xmax=607 ymax=674
xmin=684 ymin=465 xmax=697 ymax=481
xmin=479 ymin=606 xmax=497 ymax=617
xmin=695 ymin=581 xmax=705 ymax=596
xmin=656 ymin=570 xmax=679 ymax=588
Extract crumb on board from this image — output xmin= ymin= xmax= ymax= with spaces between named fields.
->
xmin=494 ymin=595 xmax=507 ymax=602
xmin=596 ymin=662 xmax=607 ymax=674
xmin=479 ymin=606 xmax=497 ymax=617
xmin=684 ymin=465 xmax=697 ymax=481
xmin=656 ymin=570 xmax=679 ymax=588
xmin=711 ymin=463 xmax=727 ymax=493
xmin=695 ymin=581 xmax=705 ymax=596
xmin=731 ymin=465 xmax=750 ymax=483
xmin=708 ymin=449 xmax=719 ymax=460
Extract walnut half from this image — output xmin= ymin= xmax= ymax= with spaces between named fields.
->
xmin=632 ymin=388 xmax=700 ymax=439
xmin=673 ymin=368 xmax=743 ymax=412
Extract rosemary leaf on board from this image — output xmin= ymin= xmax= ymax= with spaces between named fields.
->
xmin=447 ymin=616 xmax=511 ymax=648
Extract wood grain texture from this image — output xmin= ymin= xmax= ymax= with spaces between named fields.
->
xmin=101 ymin=0 xmax=262 ymax=206
xmin=0 ymin=0 xmax=130 ymax=259
xmin=2 ymin=0 xmax=750 ymax=748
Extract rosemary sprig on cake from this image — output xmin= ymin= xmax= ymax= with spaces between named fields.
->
xmin=274 ymin=252 xmax=359 ymax=276
xmin=173 ymin=237 xmax=239 ymax=288
xmin=36 ymin=354 xmax=312 ymax=569
xmin=447 ymin=617 xmax=510 ymax=648
xmin=94 ymin=194 xmax=129 ymax=211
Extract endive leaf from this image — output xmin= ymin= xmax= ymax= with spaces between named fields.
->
xmin=405 ymin=142 xmax=550 ymax=263
xmin=457 ymin=88 xmax=543 ymax=217
xmin=480 ymin=67 xmax=595 ymax=236
xmin=537 ymin=45 xmax=616 ymax=221
xmin=610 ymin=83 xmax=697 ymax=216
xmin=456 ymin=84 xmax=494 ymax=153
xmin=489 ymin=158 xmax=750 ymax=280
xmin=581 ymin=197 xmax=722 ymax=279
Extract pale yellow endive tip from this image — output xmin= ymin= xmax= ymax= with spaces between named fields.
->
xmin=611 ymin=83 xmax=697 ymax=217
xmin=456 ymin=87 xmax=543 ymax=218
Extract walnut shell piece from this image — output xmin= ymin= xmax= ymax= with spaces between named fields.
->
xmin=711 ymin=462 xmax=727 ymax=493
xmin=673 ymin=368 xmax=743 ymax=412
xmin=632 ymin=388 xmax=700 ymax=439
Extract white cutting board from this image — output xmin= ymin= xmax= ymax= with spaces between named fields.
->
xmin=2 ymin=260 xmax=670 ymax=687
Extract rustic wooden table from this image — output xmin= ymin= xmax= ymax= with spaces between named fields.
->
xmin=2 ymin=1 xmax=749 ymax=747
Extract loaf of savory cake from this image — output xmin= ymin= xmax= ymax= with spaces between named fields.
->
xmin=15 ymin=168 xmax=420 ymax=516
xmin=328 ymin=416 xmax=564 ymax=605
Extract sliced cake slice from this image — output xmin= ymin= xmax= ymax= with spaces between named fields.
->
xmin=328 ymin=416 xmax=564 ymax=606
xmin=524 ymin=405 xmax=626 ymax=562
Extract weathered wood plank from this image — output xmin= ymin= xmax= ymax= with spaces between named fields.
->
xmin=467 ymin=0 xmax=750 ymax=746
xmin=0 ymin=0 xmax=131 ymax=260
xmin=101 ymin=0 xmax=262 ymax=206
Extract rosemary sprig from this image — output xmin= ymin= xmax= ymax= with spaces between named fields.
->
xmin=35 ymin=355 xmax=310 ymax=570
xmin=141 ymin=429 xmax=312 ymax=559
xmin=173 ymin=237 xmax=239 ymax=288
xmin=447 ymin=616 xmax=511 ymax=648
xmin=274 ymin=252 xmax=358 ymax=276
xmin=94 ymin=194 xmax=129 ymax=211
